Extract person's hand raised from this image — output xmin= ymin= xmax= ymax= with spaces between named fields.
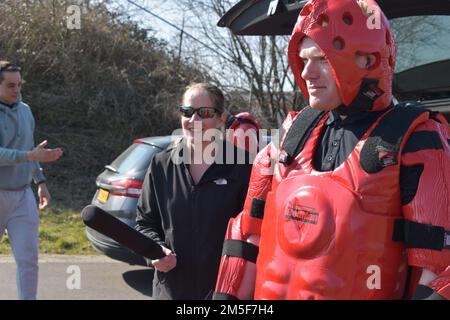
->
xmin=27 ymin=140 xmax=63 ymax=162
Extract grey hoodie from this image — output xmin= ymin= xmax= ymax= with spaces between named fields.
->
xmin=0 ymin=99 xmax=45 ymax=190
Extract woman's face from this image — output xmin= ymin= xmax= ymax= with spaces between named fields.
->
xmin=181 ymin=88 xmax=223 ymax=143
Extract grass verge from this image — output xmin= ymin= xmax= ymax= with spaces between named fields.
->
xmin=0 ymin=205 xmax=97 ymax=255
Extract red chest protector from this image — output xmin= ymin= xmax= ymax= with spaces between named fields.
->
xmin=255 ymin=105 xmax=431 ymax=299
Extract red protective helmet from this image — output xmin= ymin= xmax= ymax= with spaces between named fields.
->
xmin=228 ymin=112 xmax=260 ymax=131
xmin=225 ymin=112 xmax=260 ymax=152
xmin=288 ymin=0 xmax=396 ymax=111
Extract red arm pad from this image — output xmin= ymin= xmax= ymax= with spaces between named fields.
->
xmin=215 ymin=112 xmax=298 ymax=299
xmin=241 ymin=143 xmax=275 ymax=237
xmin=401 ymin=119 xmax=450 ymax=275
xmin=240 ymin=112 xmax=298 ymax=237
xmin=214 ymin=213 xmax=256 ymax=300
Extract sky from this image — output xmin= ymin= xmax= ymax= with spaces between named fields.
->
xmin=109 ymin=0 xmax=212 ymax=47
xmin=107 ymin=0 xmax=255 ymax=90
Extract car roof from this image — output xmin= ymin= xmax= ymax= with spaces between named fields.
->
xmin=218 ymin=0 xmax=450 ymax=36
xmin=137 ymin=135 xmax=180 ymax=149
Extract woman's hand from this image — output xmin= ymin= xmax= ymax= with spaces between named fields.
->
xmin=152 ymin=246 xmax=177 ymax=273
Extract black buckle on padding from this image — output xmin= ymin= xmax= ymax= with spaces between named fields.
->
xmin=221 ymin=240 xmax=259 ymax=263
xmin=250 ymin=198 xmax=265 ymax=219
xmin=393 ymin=219 xmax=450 ymax=251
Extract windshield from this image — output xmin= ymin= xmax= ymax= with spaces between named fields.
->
xmin=391 ymin=15 xmax=450 ymax=73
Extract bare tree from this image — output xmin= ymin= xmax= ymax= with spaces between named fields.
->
xmin=390 ymin=15 xmax=448 ymax=73
xmin=168 ymin=0 xmax=305 ymax=126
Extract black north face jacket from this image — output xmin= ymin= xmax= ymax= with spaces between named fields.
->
xmin=136 ymin=138 xmax=252 ymax=300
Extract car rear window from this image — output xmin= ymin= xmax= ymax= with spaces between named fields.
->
xmin=392 ymin=15 xmax=450 ymax=73
xmin=109 ymin=143 xmax=160 ymax=174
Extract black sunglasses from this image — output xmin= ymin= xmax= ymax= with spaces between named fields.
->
xmin=178 ymin=106 xmax=222 ymax=119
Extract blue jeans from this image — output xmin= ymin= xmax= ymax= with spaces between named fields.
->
xmin=0 ymin=187 xmax=39 ymax=300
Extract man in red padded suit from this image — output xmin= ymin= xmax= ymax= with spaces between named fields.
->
xmin=213 ymin=0 xmax=449 ymax=300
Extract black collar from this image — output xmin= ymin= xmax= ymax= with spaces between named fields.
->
xmin=326 ymin=108 xmax=389 ymax=127
xmin=169 ymin=137 xmax=246 ymax=184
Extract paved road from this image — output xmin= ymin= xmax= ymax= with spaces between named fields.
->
xmin=0 ymin=255 xmax=154 ymax=300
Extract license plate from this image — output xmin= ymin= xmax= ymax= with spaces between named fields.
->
xmin=97 ymin=189 xmax=109 ymax=203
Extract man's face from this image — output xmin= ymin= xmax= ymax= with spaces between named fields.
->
xmin=0 ymin=71 xmax=21 ymax=105
xmin=299 ymin=37 xmax=342 ymax=111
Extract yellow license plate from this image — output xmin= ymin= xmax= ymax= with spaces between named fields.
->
xmin=97 ymin=189 xmax=109 ymax=203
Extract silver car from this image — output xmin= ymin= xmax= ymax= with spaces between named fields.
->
xmin=85 ymin=133 xmax=269 ymax=265
xmin=86 ymin=136 xmax=178 ymax=265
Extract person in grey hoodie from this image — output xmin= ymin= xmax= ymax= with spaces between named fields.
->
xmin=0 ymin=61 xmax=63 ymax=300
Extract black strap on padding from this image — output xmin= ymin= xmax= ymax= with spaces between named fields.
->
xmin=221 ymin=239 xmax=259 ymax=263
xmin=360 ymin=102 xmax=428 ymax=174
xmin=250 ymin=198 xmax=265 ymax=219
xmin=279 ymin=107 xmax=326 ymax=165
xmin=212 ymin=292 xmax=239 ymax=300
xmin=402 ymin=131 xmax=444 ymax=154
xmin=393 ymin=219 xmax=450 ymax=251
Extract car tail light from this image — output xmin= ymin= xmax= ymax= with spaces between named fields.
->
xmin=109 ymin=179 xmax=143 ymax=198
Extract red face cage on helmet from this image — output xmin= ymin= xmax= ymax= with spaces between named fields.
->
xmin=288 ymin=0 xmax=396 ymax=112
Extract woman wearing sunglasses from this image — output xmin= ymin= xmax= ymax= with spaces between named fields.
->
xmin=135 ymin=83 xmax=254 ymax=300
